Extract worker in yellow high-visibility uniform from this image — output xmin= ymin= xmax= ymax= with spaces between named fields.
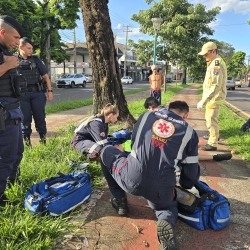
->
xmin=197 ymin=42 xmax=227 ymax=151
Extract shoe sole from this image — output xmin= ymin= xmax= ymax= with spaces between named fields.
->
xmin=157 ymin=220 xmax=179 ymax=250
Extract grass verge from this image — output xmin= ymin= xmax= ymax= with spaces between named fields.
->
xmin=1 ymin=83 xmax=191 ymax=250
xmin=198 ymin=86 xmax=250 ymax=161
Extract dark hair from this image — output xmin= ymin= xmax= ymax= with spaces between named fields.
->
xmin=168 ymin=101 xmax=189 ymax=113
xmin=144 ymin=97 xmax=160 ymax=109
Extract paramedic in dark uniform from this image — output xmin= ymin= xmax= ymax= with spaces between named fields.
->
xmin=0 ymin=15 xmax=24 ymax=207
xmin=17 ymin=37 xmax=53 ymax=146
xmin=100 ymin=100 xmax=200 ymax=250
xmin=71 ymin=104 xmax=119 ymax=160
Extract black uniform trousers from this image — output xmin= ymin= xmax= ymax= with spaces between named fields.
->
xmin=100 ymin=145 xmax=178 ymax=227
xmin=20 ymin=91 xmax=47 ymax=136
xmin=0 ymin=122 xmax=23 ymax=193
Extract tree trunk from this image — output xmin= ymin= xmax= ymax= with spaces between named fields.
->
xmin=79 ymin=0 xmax=136 ymax=127
xmin=182 ymin=67 xmax=187 ymax=85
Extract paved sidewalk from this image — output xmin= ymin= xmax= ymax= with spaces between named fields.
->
xmin=34 ymin=85 xmax=250 ymax=250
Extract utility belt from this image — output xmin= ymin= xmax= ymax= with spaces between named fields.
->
xmin=27 ymin=79 xmax=47 ymax=92
xmin=0 ymin=101 xmax=20 ymax=131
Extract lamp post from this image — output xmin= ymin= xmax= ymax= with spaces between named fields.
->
xmin=151 ymin=18 xmax=163 ymax=65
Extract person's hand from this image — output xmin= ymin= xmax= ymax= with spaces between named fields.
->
xmin=114 ymin=144 xmax=124 ymax=152
xmin=47 ymin=92 xmax=53 ymax=102
xmin=197 ymin=101 xmax=203 ymax=110
xmin=3 ymin=54 xmax=19 ymax=69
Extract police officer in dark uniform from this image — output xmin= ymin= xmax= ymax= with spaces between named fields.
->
xmin=100 ymin=101 xmax=200 ymax=250
xmin=0 ymin=15 xmax=24 ymax=207
xmin=17 ymin=37 xmax=53 ymax=146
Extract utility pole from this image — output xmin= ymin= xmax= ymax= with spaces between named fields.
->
xmin=73 ymin=27 xmax=77 ymax=74
xmin=46 ymin=5 xmax=51 ymax=79
xmin=123 ymin=25 xmax=132 ymax=77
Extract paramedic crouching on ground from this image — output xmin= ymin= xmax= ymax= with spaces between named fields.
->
xmin=71 ymin=104 xmax=119 ymax=160
xmin=100 ymin=100 xmax=200 ymax=250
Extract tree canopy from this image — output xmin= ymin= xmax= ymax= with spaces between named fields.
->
xmin=0 ymin=0 xmax=80 ymax=64
xmin=130 ymin=0 xmax=220 ymax=83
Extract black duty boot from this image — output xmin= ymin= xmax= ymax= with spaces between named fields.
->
xmin=111 ymin=197 xmax=129 ymax=216
xmin=157 ymin=220 xmax=179 ymax=250
xmin=23 ymin=134 xmax=32 ymax=147
xmin=200 ymin=144 xmax=217 ymax=151
xmin=39 ymin=133 xmax=46 ymax=145
xmin=213 ymin=153 xmax=232 ymax=161
xmin=0 ymin=193 xmax=8 ymax=207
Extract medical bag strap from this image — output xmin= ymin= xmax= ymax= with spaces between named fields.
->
xmin=130 ymin=112 xmax=151 ymax=159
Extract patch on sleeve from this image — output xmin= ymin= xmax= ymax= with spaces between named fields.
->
xmin=215 ymin=60 xmax=220 ymax=66
xmin=152 ymin=119 xmax=175 ymax=138
xmin=213 ymin=66 xmax=220 ymax=75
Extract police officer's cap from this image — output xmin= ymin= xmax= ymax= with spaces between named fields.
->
xmin=198 ymin=42 xmax=217 ymax=56
xmin=0 ymin=15 xmax=23 ymax=37
xmin=21 ymin=37 xmax=34 ymax=47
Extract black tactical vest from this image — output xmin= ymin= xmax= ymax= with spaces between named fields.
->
xmin=17 ymin=56 xmax=41 ymax=85
xmin=0 ymin=45 xmax=17 ymax=97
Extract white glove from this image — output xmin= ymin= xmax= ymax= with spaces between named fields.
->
xmin=197 ymin=101 xmax=203 ymax=110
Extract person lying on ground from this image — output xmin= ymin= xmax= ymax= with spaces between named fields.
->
xmin=71 ymin=103 xmax=119 ymax=160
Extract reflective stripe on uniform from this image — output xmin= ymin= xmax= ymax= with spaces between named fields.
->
xmin=181 ymin=155 xmax=199 ymax=164
xmin=88 ymin=139 xmax=108 ymax=153
xmin=174 ymin=125 xmax=194 ymax=170
xmin=130 ymin=112 xmax=151 ymax=158
xmin=74 ymin=117 xmax=102 ymax=133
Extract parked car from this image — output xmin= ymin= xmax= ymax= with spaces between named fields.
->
xmin=121 ymin=76 xmax=133 ymax=84
xmin=85 ymin=74 xmax=92 ymax=83
xmin=56 ymin=74 xmax=87 ymax=88
xmin=166 ymin=77 xmax=172 ymax=83
xmin=235 ymin=79 xmax=243 ymax=88
xmin=226 ymin=77 xmax=235 ymax=90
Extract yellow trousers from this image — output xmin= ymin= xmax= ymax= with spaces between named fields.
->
xmin=205 ymin=106 xmax=220 ymax=147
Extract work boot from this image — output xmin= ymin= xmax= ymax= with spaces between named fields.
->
xmin=39 ymin=133 xmax=46 ymax=145
xmin=200 ymin=144 xmax=217 ymax=151
xmin=111 ymin=197 xmax=129 ymax=216
xmin=23 ymin=134 xmax=32 ymax=147
xmin=213 ymin=153 xmax=232 ymax=161
xmin=203 ymin=135 xmax=220 ymax=141
xmin=157 ymin=220 xmax=179 ymax=250
xmin=0 ymin=193 xmax=8 ymax=207
xmin=240 ymin=118 xmax=250 ymax=132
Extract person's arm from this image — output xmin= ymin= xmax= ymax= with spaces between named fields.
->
xmin=179 ymin=130 xmax=200 ymax=189
xmin=161 ymin=73 xmax=164 ymax=86
xmin=42 ymin=73 xmax=53 ymax=102
xmin=149 ymin=75 xmax=152 ymax=86
xmin=0 ymin=54 xmax=19 ymax=77
xmin=37 ymin=57 xmax=53 ymax=102
xmin=87 ymin=118 xmax=108 ymax=148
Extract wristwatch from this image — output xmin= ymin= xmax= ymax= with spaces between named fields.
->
xmin=47 ymin=90 xmax=53 ymax=92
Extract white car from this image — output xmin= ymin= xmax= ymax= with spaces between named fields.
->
xmin=235 ymin=79 xmax=243 ymax=88
xmin=56 ymin=74 xmax=87 ymax=88
xmin=85 ymin=74 xmax=92 ymax=83
xmin=121 ymin=76 xmax=133 ymax=85
xmin=226 ymin=77 xmax=235 ymax=90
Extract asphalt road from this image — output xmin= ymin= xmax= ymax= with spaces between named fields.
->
xmin=226 ymin=84 xmax=250 ymax=115
xmin=49 ymin=82 xmax=250 ymax=118
xmin=48 ymin=81 xmax=150 ymax=106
